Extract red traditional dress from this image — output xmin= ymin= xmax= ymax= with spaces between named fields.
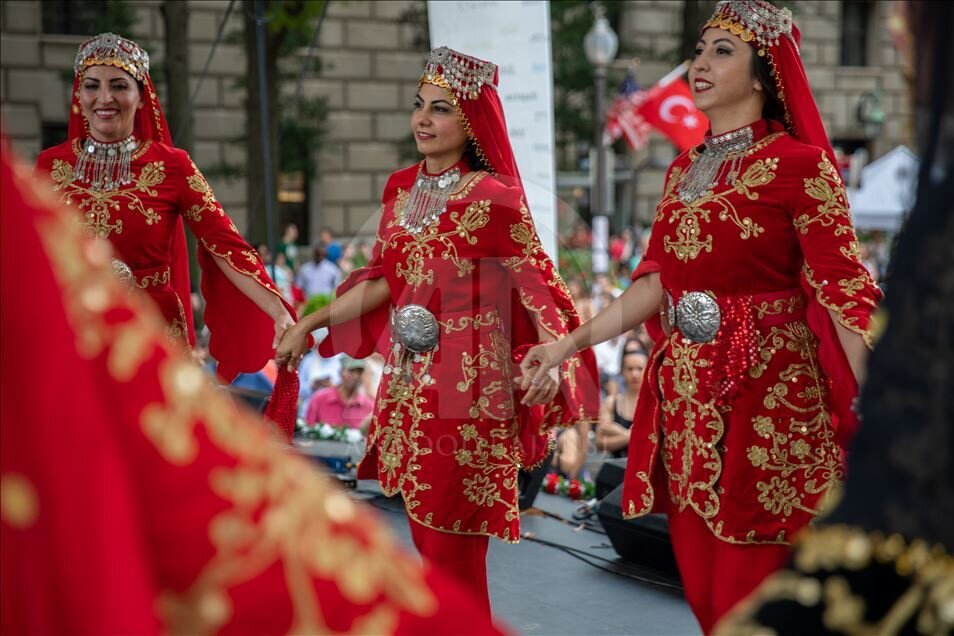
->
xmin=1 ymin=135 xmax=503 ymax=636
xmin=623 ymin=120 xmax=881 ymax=627
xmin=34 ymin=140 xmax=289 ymax=382
xmin=34 ymin=32 xmax=292 ymax=383
xmin=323 ymin=161 xmax=597 ymax=542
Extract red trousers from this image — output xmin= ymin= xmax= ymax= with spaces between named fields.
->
xmin=409 ymin=520 xmax=491 ymax=617
xmin=667 ymin=506 xmax=791 ymax=633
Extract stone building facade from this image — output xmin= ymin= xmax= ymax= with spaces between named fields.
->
xmin=1 ymin=0 xmax=912 ymax=243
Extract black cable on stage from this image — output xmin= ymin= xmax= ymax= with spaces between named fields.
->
xmin=173 ymin=0 xmax=236 ymax=147
xmin=521 ymin=533 xmax=683 ymax=594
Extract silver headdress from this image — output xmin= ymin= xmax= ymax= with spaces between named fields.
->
xmin=74 ymin=32 xmax=150 ymax=82
xmin=704 ymin=0 xmax=795 ymax=49
xmin=421 ymin=47 xmax=497 ymax=101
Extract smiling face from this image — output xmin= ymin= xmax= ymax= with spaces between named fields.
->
xmin=411 ymin=82 xmax=468 ymax=171
xmin=79 ymin=65 xmax=143 ymax=142
xmin=689 ymin=28 xmax=765 ymax=133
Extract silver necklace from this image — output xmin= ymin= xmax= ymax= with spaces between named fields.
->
xmin=677 ymin=125 xmax=754 ymax=203
xmin=73 ymin=134 xmax=138 ymax=191
xmin=399 ymin=164 xmax=461 ymax=234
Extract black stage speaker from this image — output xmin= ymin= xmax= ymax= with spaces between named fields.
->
xmin=594 ymin=457 xmax=627 ymax=499
xmin=597 ymin=484 xmax=679 ymax=576
xmin=517 ymin=453 xmax=553 ymax=510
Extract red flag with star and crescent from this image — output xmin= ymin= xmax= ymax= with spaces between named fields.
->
xmin=638 ymin=78 xmax=708 ymax=152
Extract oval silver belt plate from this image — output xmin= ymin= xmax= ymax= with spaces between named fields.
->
xmin=675 ymin=291 xmax=721 ymax=343
xmin=392 ymin=304 xmax=439 ymax=353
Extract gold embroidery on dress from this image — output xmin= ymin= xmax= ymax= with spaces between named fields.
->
xmin=754 ymin=295 xmax=805 ymax=320
xmin=201 ymin=238 xmax=281 ymax=297
xmin=50 ymin=157 xmax=165 ymax=239
xmin=136 ymin=267 xmax=171 ymax=288
xmin=714 ymin=525 xmax=954 ymax=636
xmin=184 ymin=160 xmax=221 ymax=222
xmin=438 ymin=309 xmax=497 ymax=334
xmin=803 ymin=264 xmax=876 ymax=346
xmin=794 ymin=153 xmax=852 ymax=236
xmin=748 ymin=322 xmax=841 ymax=522
xmin=658 ymin=337 xmax=724 ymax=518
xmin=657 ymin=135 xmax=784 ymax=260
xmin=390 ymin=195 xmax=490 ymax=289
xmin=34 ymin=156 xmax=442 ymax=632
xmin=39 ymin=213 xmax=159 ymax=380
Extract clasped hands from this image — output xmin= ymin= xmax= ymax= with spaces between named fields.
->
xmin=274 ymin=318 xmax=311 ymax=371
xmin=516 ymin=339 xmax=572 ymax=407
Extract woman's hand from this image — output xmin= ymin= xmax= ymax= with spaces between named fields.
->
xmin=518 ymin=339 xmax=574 ymax=405
xmin=518 ymin=364 xmax=561 ymax=406
xmin=275 ymin=321 xmax=312 ymax=372
xmin=272 ymin=310 xmax=295 ymax=349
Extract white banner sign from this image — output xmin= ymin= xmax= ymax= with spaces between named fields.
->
xmin=427 ymin=0 xmax=558 ymax=259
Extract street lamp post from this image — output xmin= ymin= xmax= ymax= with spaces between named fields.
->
xmin=584 ymin=3 xmax=618 ymax=275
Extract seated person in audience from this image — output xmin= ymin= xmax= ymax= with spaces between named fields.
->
xmin=305 ymin=356 xmax=374 ymax=431
xmin=550 ymin=419 xmax=592 ymax=481
xmin=595 ymin=349 xmax=647 ymax=458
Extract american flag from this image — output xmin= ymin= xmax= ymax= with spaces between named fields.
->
xmin=603 ymin=71 xmax=651 ymax=151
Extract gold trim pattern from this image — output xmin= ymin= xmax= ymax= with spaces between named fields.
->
xmin=36 ymin=192 xmax=442 ymax=632
xmin=50 ymin=157 xmax=165 ymax=239
xmin=714 ymin=524 xmax=954 ymax=635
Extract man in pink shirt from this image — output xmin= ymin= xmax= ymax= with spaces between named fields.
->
xmin=304 ymin=356 xmax=374 ymax=430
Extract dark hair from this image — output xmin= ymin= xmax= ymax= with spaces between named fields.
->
xmin=462 ymin=138 xmax=489 ymax=173
xmin=620 ymin=343 xmax=649 ymax=370
xmin=751 ymin=52 xmax=787 ymax=124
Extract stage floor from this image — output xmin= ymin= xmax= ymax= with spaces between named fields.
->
xmin=352 ymin=481 xmax=700 ymax=635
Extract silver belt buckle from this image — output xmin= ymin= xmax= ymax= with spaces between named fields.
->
xmin=392 ymin=304 xmax=439 ymax=353
xmin=674 ymin=291 xmax=721 ymax=343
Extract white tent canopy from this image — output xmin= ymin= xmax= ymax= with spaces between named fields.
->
xmin=846 ymin=145 xmax=918 ymax=232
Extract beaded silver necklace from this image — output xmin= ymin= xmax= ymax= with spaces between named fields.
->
xmin=399 ymin=164 xmax=461 ymax=234
xmin=677 ymin=125 xmax=754 ymax=203
xmin=73 ymin=134 xmax=138 ymax=191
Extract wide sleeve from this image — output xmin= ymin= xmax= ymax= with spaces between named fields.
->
xmin=316 ymin=179 xmax=395 ymax=360
xmin=789 ymin=150 xmax=882 ymax=446
xmin=174 ymin=150 xmax=295 ymax=382
xmin=495 ymin=188 xmax=600 ymax=466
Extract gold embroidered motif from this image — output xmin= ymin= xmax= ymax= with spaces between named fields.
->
xmin=390 ymin=195 xmax=490 ymax=289
xmin=136 ymin=267 xmax=171 ymax=288
xmin=184 ymin=160 xmax=221 ymax=222
xmin=748 ymin=322 xmax=841 ymax=521
xmin=657 ymin=135 xmax=784 ymax=260
xmin=714 ymin=525 xmax=954 ymax=636
xmin=794 ymin=154 xmax=852 ymax=237
xmin=201 ymin=239 xmax=280 ymax=297
xmin=658 ymin=336 xmax=724 ymax=518
xmin=438 ymin=310 xmax=497 ymax=334
xmin=803 ymin=264 xmax=876 ymax=347
xmin=754 ymin=295 xmax=805 ymax=320
xmin=50 ymin=157 xmax=165 ymax=239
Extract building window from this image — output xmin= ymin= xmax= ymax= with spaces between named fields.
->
xmin=278 ymin=170 xmax=309 ymax=249
xmin=41 ymin=0 xmax=100 ymax=36
xmin=41 ymin=123 xmax=69 ymax=150
xmin=840 ymin=1 xmax=874 ymax=67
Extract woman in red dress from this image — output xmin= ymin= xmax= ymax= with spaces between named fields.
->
xmin=1 ymin=133 xmax=502 ymax=636
xmin=34 ymin=33 xmax=294 ymax=383
xmin=521 ymin=1 xmax=882 ymax=631
xmin=276 ymin=47 xmax=599 ymax=615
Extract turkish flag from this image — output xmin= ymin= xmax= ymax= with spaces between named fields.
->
xmin=638 ymin=79 xmax=709 ymax=151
